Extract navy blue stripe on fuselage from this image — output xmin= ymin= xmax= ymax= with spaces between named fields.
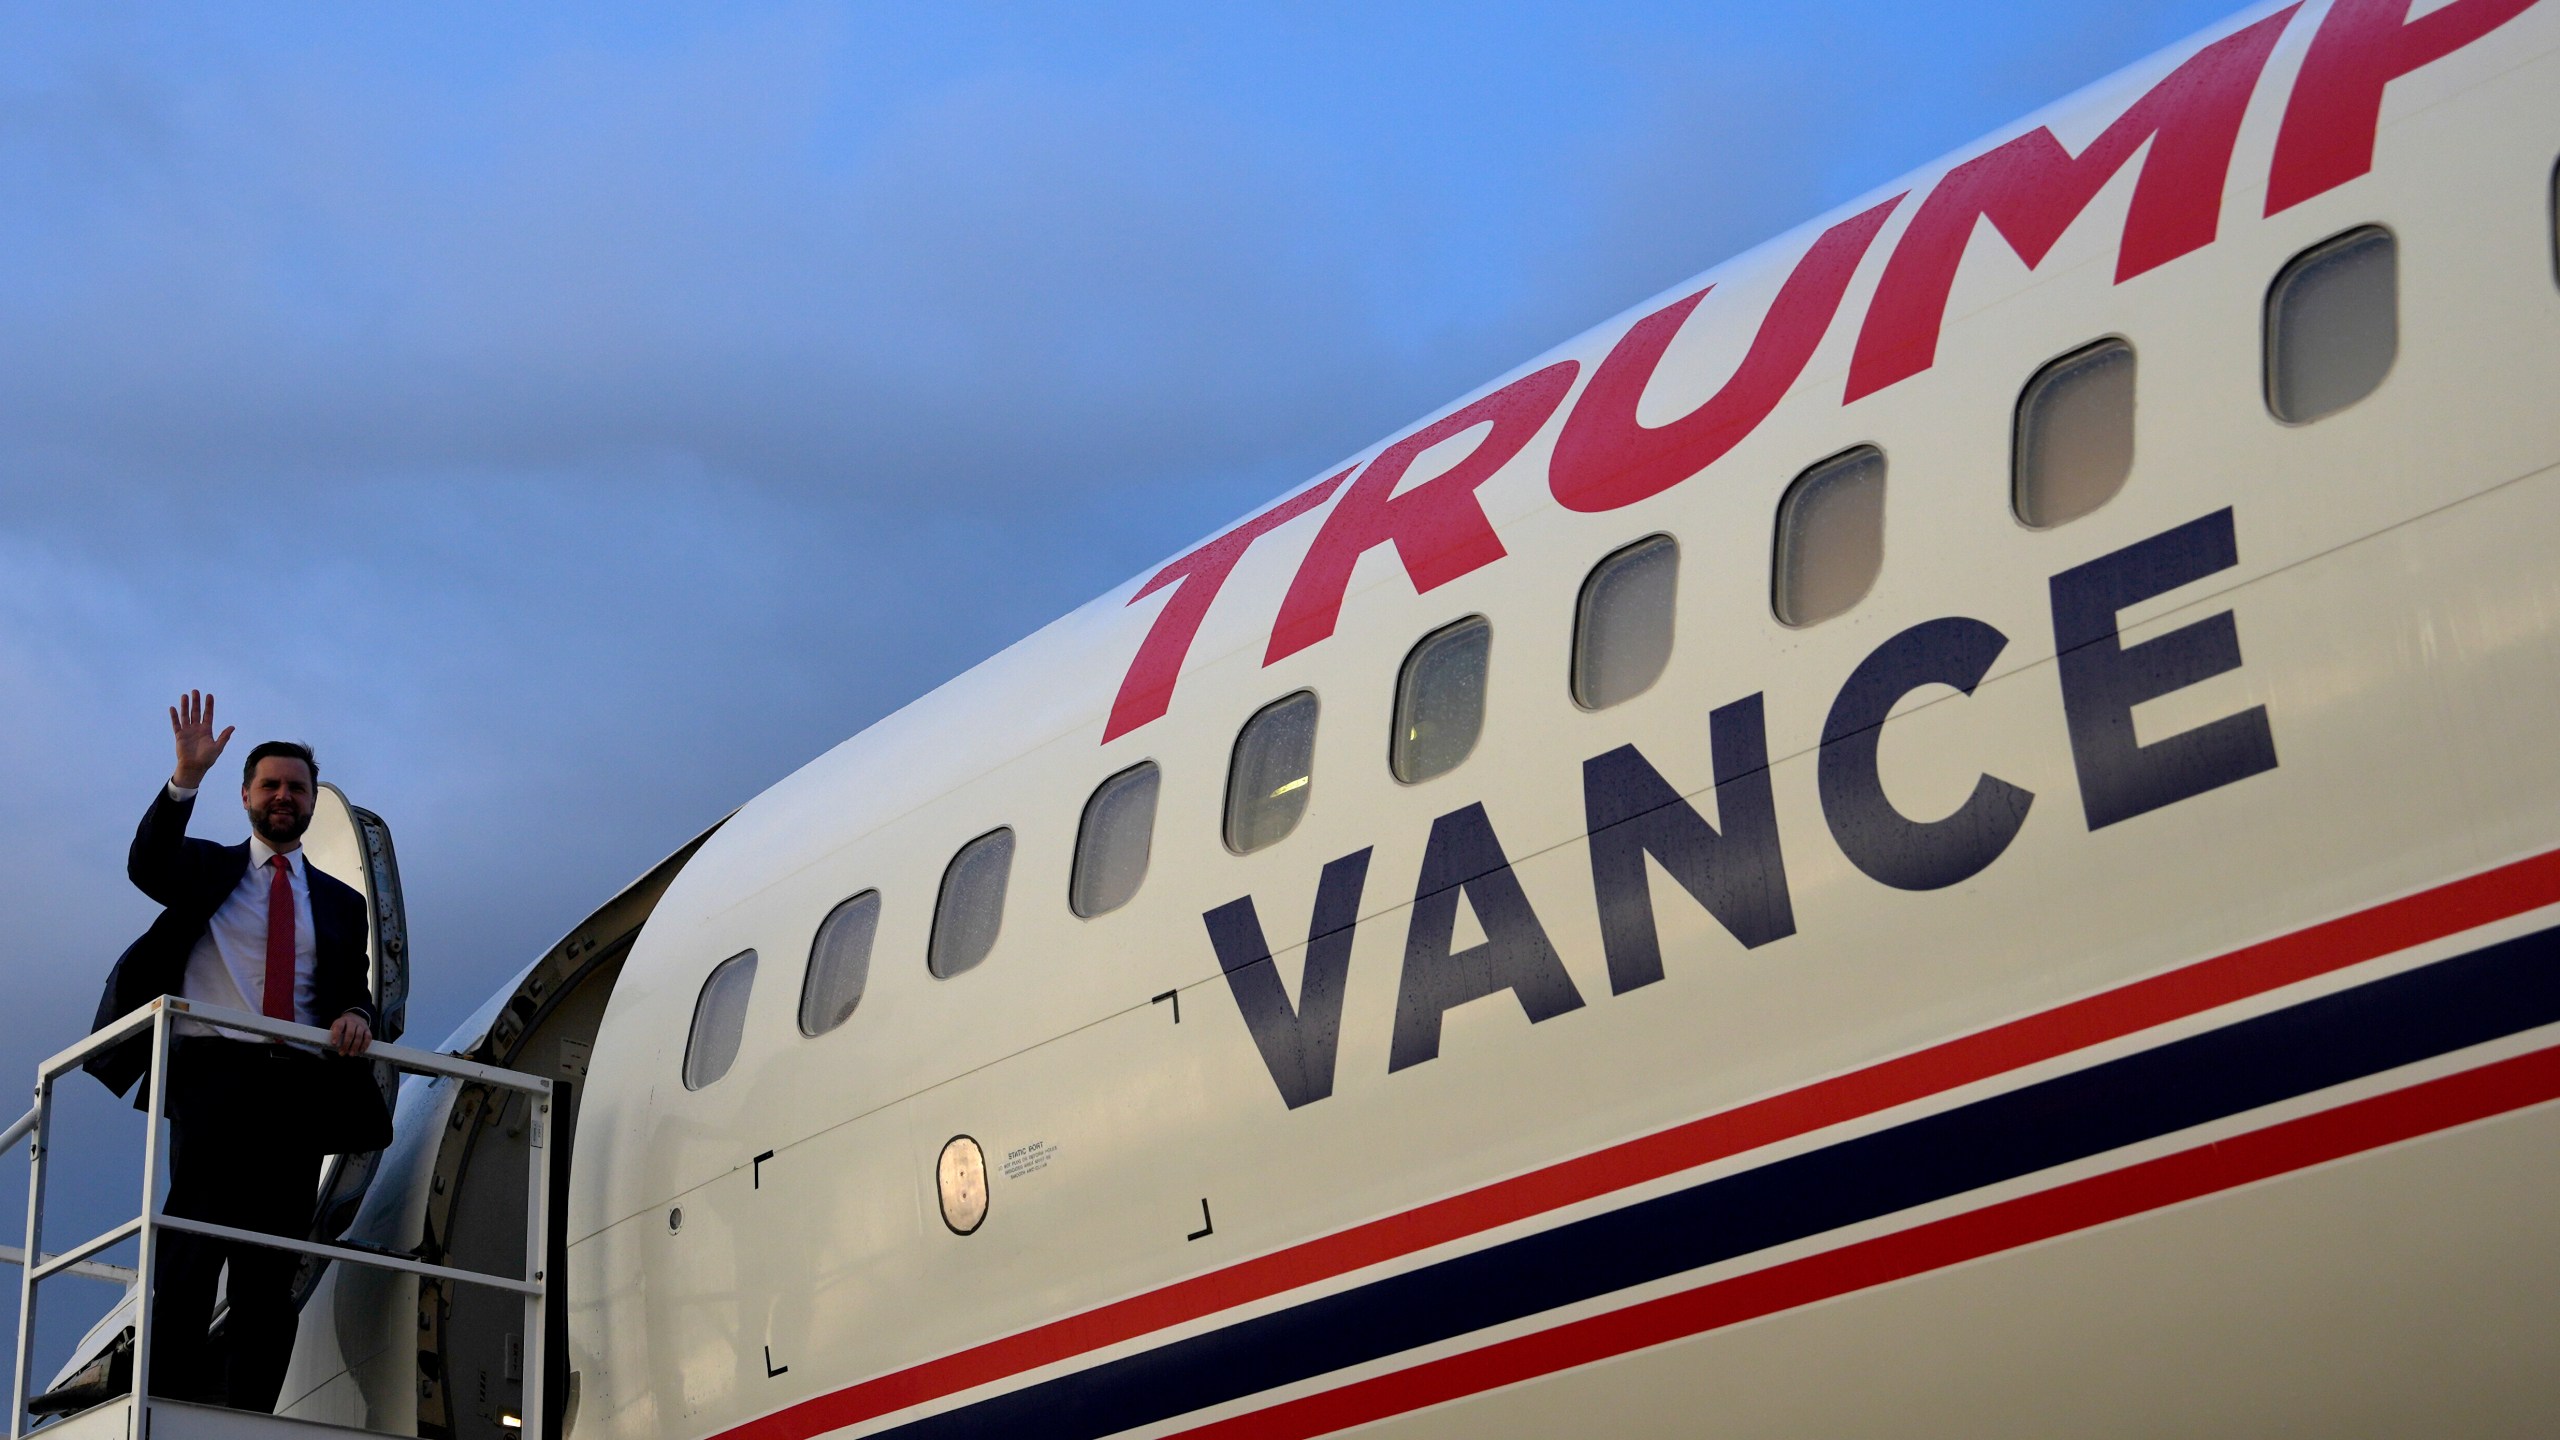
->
xmin=876 ymin=924 xmax=2560 ymax=1440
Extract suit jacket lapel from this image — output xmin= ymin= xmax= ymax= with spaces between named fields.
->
xmin=203 ymin=842 xmax=252 ymax=922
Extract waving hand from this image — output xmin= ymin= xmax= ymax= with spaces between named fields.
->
xmin=171 ymin=690 xmax=235 ymax=790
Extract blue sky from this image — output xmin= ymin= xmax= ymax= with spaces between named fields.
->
xmin=1 ymin=0 xmax=2244 ymax=1376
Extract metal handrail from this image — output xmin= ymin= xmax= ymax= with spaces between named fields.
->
xmin=0 ymin=1248 xmax=133 ymax=1287
xmin=22 ymin=1220 xmax=140 ymax=1286
xmin=148 ymin=1215 xmax=540 ymax=1297
xmin=0 ymin=1116 xmax=130 ymax=1364
xmin=34 ymin=1000 xmax=539 ymax=1097
xmin=11 ymin=997 xmax=554 ymax=1440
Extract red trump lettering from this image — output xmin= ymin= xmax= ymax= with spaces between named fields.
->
xmin=1266 ymin=361 xmax=1580 ymax=666
xmin=1846 ymin=7 xmax=2298 ymax=402
xmin=2265 ymin=0 xmax=2542 ymax=215
xmin=1550 ymin=197 xmax=1901 ymax=513
xmin=1105 ymin=473 xmax=1350 ymax=743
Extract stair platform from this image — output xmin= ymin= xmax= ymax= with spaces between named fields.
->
xmin=42 ymin=1397 xmax=388 ymax=1440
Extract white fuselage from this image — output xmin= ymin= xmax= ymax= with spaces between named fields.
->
xmin=281 ymin=1 xmax=2560 ymax=1435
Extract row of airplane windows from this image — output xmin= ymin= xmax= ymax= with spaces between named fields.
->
xmin=678 ymin=195 xmax=2553 ymax=1091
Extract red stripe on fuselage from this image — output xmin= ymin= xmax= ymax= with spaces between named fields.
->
xmin=716 ymin=847 xmax=2560 ymax=1440
xmin=1167 ymin=1042 xmax=2560 ymax=1440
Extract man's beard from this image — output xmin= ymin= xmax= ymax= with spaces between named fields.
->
xmin=253 ymin=806 xmax=312 ymax=846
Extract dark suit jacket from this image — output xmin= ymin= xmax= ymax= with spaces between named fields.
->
xmin=86 ymin=785 xmax=375 ymax=1101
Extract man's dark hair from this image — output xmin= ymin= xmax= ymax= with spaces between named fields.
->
xmin=241 ymin=740 xmax=319 ymax=787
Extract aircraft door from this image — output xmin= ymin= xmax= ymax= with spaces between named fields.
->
xmin=305 ymin=781 xmax=411 ymax=1043
xmin=297 ymin=784 xmax=412 ymax=1257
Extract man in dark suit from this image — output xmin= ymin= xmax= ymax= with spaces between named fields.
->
xmin=88 ymin=691 xmax=378 ymax=1411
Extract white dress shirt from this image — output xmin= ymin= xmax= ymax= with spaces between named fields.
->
xmin=165 ymin=780 xmax=319 ymax=1039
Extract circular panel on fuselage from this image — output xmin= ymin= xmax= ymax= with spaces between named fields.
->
xmin=938 ymin=1135 xmax=988 ymax=1235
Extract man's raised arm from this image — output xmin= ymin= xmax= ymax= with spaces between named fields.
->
xmin=130 ymin=689 xmax=234 ymax=904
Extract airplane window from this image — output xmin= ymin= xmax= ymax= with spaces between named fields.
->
xmin=1772 ymin=446 xmax=1886 ymax=627
xmin=1572 ymin=535 xmax=1678 ymax=710
xmin=1071 ymin=762 xmax=1161 ymax=918
xmin=2265 ymin=226 xmax=2396 ymax=424
xmin=1225 ymin=691 xmax=1318 ymax=853
xmin=1392 ymin=617 xmax=1491 ymax=783
xmin=798 ymin=890 xmax=880 ymax=1036
xmin=2014 ymin=338 xmax=2136 ymax=529
xmin=682 ymin=950 xmax=757 ymax=1090
xmin=929 ymin=830 xmax=1013 ymax=979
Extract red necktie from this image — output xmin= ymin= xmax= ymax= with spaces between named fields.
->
xmin=264 ymin=855 xmax=297 ymax=1021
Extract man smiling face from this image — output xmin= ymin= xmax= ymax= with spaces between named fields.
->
xmin=242 ymin=754 xmax=316 ymax=849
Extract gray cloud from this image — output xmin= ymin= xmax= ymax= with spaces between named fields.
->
xmin=0 ymin=35 xmax=1409 ymax=513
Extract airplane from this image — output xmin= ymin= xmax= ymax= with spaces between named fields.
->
xmin=19 ymin=0 xmax=2560 ymax=1434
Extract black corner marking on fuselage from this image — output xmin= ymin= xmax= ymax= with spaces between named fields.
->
xmin=1187 ymin=1197 xmax=1215 ymax=1241
xmin=1205 ymin=847 xmax=1373 ymax=1109
xmin=753 ymin=1150 xmax=775 ymax=1189
xmin=1152 ymin=989 xmax=1181 ymax=1023
xmin=764 ymin=1346 xmax=788 ymax=1379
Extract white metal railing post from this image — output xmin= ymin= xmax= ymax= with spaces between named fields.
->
xmin=129 ymin=1005 xmax=174 ymax=1419
xmin=520 ymin=1090 xmax=551 ymax=1440
xmin=9 ymin=1071 xmax=53 ymax=1440
xmin=14 ymin=997 xmax=553 ymax=1430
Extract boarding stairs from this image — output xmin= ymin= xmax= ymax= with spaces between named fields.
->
xmin=7 ymin=998 xmax=553 ymax=1440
